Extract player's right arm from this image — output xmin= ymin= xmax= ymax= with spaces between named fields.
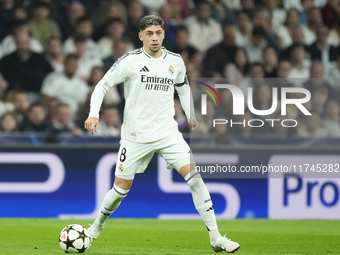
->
xmin=85 ymin=54 xmax=130 ymax=135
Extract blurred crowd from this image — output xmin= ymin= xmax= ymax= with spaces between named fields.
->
xmin=1 ymin=0 xmax=340 ymax=143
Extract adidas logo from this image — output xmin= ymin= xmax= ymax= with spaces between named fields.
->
xmin=140 ymin=66 xmax=149 ymax=72
xmin=206 ymin=206 xmax=214 ymax=212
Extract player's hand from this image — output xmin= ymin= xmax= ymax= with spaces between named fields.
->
xmin=84 ymin=117 xmax=99 ymax=135
xmin=188 ymin=118 xmax=200 ymax=132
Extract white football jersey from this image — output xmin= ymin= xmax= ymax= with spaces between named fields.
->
xmin=89 ymin=47 xmax=193 ymax=142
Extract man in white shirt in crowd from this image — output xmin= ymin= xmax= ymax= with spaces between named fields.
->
xmin=41 ymin=54 xmax=89 ymax=118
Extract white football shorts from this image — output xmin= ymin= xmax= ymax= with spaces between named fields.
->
xmin=115 ymin=131 xmax=194 ymax=180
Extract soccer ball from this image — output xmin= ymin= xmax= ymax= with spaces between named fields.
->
xmin=59 ymin=224 xmax=90 ymax=253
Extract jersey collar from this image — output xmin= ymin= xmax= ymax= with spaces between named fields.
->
xmin=141 ymin=47 xmax=168 ymax=59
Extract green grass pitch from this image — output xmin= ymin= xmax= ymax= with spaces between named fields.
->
xmin=0 ymin=219 xmax=339 ymax=254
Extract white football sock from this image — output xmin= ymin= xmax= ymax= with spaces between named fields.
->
xmin=93 ymin=184 xmax=129 ymax=230
xmin=184 ymin=172 xmax=221 ymax=244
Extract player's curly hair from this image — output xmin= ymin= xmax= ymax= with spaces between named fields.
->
xmin=139 ymin=15 xmax=164 ymax=31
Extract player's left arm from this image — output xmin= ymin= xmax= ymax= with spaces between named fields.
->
xmin=174 ymin=61 xmax=200 ymax=132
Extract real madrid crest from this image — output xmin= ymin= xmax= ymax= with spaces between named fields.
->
xmin=168 ymin=65 xmax=174 ymax=75
xmin=119 ymin=164 xmax=124 ymax=172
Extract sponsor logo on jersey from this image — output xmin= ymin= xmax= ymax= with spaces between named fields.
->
xmin=168 ymin=65 xmax=174 ymax=75
xmin=141 ymin=75 xmax=174 ymax=85
xmin=119 ymin=164 xmax=124 ymax=172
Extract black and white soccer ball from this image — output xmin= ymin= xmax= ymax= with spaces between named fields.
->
xmin=59 ymin=224 xmax=90 ymax=253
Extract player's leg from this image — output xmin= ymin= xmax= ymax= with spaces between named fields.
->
xmin=88 ymin=176 xmax=133 ymax=240
xmin=88 ymin=139 xmax=154 ymax=243
xmin=156 ymin=133 xmax=239 ymax=253
xmin=179 ymin=164 xmax=240 ymax=253
xmin=178 ymin=164 xmax=220 ymax=241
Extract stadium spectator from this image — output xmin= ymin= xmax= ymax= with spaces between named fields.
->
xmin=0 ymin=0 xmax=19 ymax=41
xmin=13 ymin=7 xmax=27 ymax=20
xmin=279 ymin=28 xmax=311 ymax=61
xmin=0 ymin=73 xmax=8 ymax=94
xmin=304 ymin=61 xmax=334 ymax=94
xmin=197 ymin=100 xmax=215 ymax=134
xmin=58 ymin=1 xmax=85 ymax=41
xmin=275 ymin=8 xmax=300 ymax=50
xmin=328 ymin=17 xmax=340 ymax=46
xmin=322 ymin=0 xmax=340 ymax=29
xmin=12 ymin=89 xmax=30 ymax=123
xmin=252 ymin=7 xmax=279 ymax=50
xmin=77 ymin=63 xmax=120 ymax=126
xmin=95 ymin=107 xmax=121 ymax=136
xmin=310 ymin=86 xmax=329 ymax=115
xmin=326 ymin=48 xmax=340 ymax=88
xmin=29 ymin=2 xmax=61 ymax=50
xmin=19 ymin=103 xmax=52 ymax=132
xmin=167 ymin=0 xmax=190 ymax=20
xmin=158 ymin=3 xmax=177 ymax=45
xmin=224 ymin=47 xmax=250 ymax=83
xmin=210 ymin=0 xmax=236 ymax=26
xmin=0 ymin=100 xmax=14 ymax=117
xmin=232 ymin=110 xmax=253 ymax=137
xmin=262 ymin=46 xmax=278 ymax=78
xmin=282 ymin=0 xmax=304 ymax=11
xmin=240 ymin=0 xmax=254 ymax=12
xmin=186 ymin=61 xmax=201 ymax=80
xmin=271 ymin=113 xmax=295 ymax=138
xmin=126 ymin=0 xmax=145 ymax=48
xmin=88 ymin=66 xmax=121 ymax=108
xmin=238 ymin=62 xmax=265 ymax=95
xmin=309 ymin=25 xmax=338 ymax=68
xmin=323 ymin=99 xmax=340 ymax=137
xmin=1 ymin=19 xmax=43 ymax=56
xmin=165 ymin=25 xmax=198 ymax=62
xmin=214 ymin=115 xmax=230 ymax=145
xmin=299 ymin=0 xmax=314 ymax=25
xmin=252 ymin=83 xmax=276 ymax=120
xmin=97 ymin=18 xmax=134 ymax=60
xmin=63 ymin=16 xmax=100 ymax=61
xmin=300 ymin=7 xmax=323 ymax=45
xmin=0 ymin=112 xmax=18 ymax=133
xmin=74 ymin=35 xmax=103 ymax=81
xmin=45 ymin=36 xmax=64 ymax=72
xmin=51 ymin=103 xmax=83 ymax=136
xmin=184 ymin=1 xmax=223 ymax=53
xmin=0 ymin=33 xmax=53 ymax=97
xmin=288 ymin=44 xmax=311 ymax=81
xmin=244 ymin=26 xmax=268 ymax=63
xmin=234 ymin=11 xmax=251 ymax=47
xmin=249 ymin=62 xmax=266 ymax=79
xmin=203 ymin=26 xmax=237 ymax=77
xmin=103 ymin=39 xmax=128 ymax=72
xmin=297 ymin=112 xmax=328 ymax=138
xmin=41 ymin=54 xmax=89 ymax=118
xmin=262 ymin=0 xmax=287 ymax=32
xmin=44 ymin=97 xmax=60 ymax=124
xmin=140 ymin=0 xmax=166 ymax=14
xmin=274 ymin=59 xmax=293 ymax=89
xmin=286 ymin=86 xmax=314 ymax=122
xmin=94 ymin=0 xmax=128 ymax=41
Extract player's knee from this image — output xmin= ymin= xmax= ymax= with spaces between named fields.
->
xmin=114 ymin=176 xmax=133 ymax=190
xmin=179 ymin=163 xmax=196 ymax=178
